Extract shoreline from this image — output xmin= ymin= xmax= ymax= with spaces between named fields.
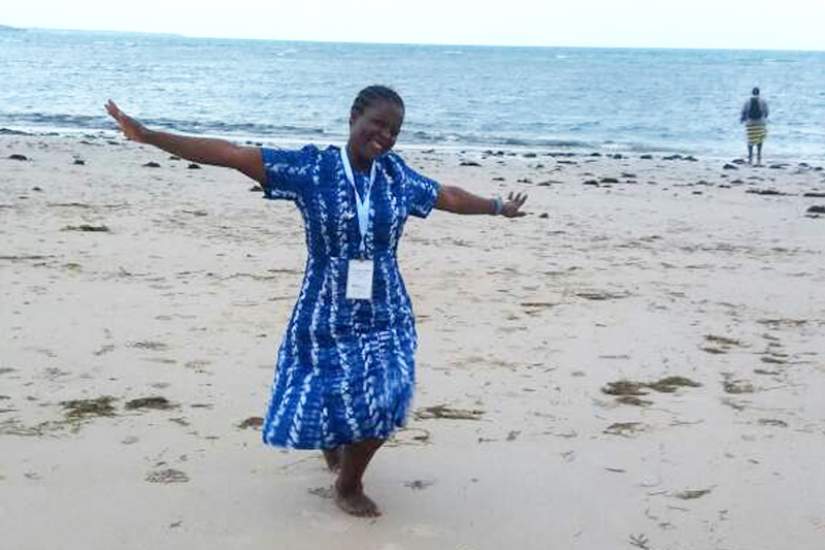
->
xmin=3 ymin=126 xmax=824 ymax=165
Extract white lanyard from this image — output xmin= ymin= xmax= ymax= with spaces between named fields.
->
xmin=340 ymin=146 xmax=377 ymax=258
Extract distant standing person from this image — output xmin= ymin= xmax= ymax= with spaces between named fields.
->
xmin=740 ymin=87 xmax=769 ymax=165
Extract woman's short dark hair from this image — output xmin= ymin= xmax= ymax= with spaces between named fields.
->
xmin=351 ymin=85 xmax=405 ymax=115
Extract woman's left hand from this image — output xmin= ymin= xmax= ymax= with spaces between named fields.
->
xmin=501 ymin=192 xmax=528 ymax=217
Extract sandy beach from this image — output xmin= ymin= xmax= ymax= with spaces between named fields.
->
xmin=2 ymin=133 xmax=824 ymax=550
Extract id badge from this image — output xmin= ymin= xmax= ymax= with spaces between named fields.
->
xmin=346 ymin=259 xmax=374 ymax=301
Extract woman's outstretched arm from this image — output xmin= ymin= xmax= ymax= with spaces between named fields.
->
xmin=105 ymin=100 xmax=265 ymax=184
xmin=435 ymin=185 xmax=527 ymax=217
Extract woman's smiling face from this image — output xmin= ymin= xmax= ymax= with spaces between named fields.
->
xmin=348 ymin=100 xmax=404 ymax=170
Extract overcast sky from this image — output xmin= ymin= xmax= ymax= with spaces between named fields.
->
xmin=4 ymin=0 xmax=825 ymax=51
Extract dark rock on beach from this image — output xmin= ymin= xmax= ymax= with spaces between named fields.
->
xmin=61 ymin=224 xmax=110 ymax=232
xmin=143 ymin=161 xmax=161 ymax=168
xmin=746 ymin=189 xmax=791 ymax=196
xmin=125 ymin=396 xmax=175 ymax=410
xmin=187 ymin=163 xmax=201 ymax=169
xmin=803 ymin=192 xmax=825 ymax=198
xmin=0 ymin=128 xmax=31 ymax=136
xmin=459 ymin=161 xmax=481 ymax=167
xmin=807 ymin=205 xmax=825 ymax=214
xmin=238 ymin=416 xmax=264 ymax=429
xmin=73 ymin=159 xmax=85 ymax=165
xmin=9 ymin=154 xmax=28 ymax=161
xmin=723 ymin=163 xmax=738 ymax=170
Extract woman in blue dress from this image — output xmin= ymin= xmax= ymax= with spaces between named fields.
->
xmin=106 ymin=86 xmax=527 ymax=517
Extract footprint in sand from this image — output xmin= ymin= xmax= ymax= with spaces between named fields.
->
xmin=308 ymin=486 xmax=334 ymax=499
xmin=145 ymin=469 xmax=189 ymax=484
xmin=129 ymin=341 xmax=170 ymax=351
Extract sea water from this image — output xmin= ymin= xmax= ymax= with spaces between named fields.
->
xmin=2 ymin=28 xmax=823 ymax=160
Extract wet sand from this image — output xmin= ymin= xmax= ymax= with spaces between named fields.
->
xmin=2 ymin=133 xmax=825 ymax=550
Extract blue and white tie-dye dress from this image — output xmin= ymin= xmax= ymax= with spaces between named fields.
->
xmin=259 ymin=145 xmax=440 ymax=449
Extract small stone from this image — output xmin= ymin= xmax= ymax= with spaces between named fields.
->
xmin=143 ymin=161 xmax=161 ymax=168
xmin=238 ymin=416 xmax=264 ymax=429
xmin=9 ymin=154 xmax=28 ymax=161
xmin=187 ymin=163 xmax=201 ymax=170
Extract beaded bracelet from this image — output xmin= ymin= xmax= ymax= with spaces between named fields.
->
xmin=492 ymin=197 xmax=504 ymax=215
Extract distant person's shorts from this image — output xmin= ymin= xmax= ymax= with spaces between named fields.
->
xmin=746 ymin=122 xmax=767 ymax=145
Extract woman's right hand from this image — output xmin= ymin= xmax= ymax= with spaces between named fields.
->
xmin=105 ymin=100 xmax=149 ymax=143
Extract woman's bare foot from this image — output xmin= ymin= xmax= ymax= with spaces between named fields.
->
xmin=334 ymin=480 xmax=381 ymax=517
xmin=322 ymin=448 xmax=341 ymax=471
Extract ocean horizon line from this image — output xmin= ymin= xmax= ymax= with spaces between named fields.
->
xmin=5 ymin=25 xmax=825 ymax=54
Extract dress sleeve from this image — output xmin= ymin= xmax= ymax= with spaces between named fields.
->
xmin=400 ymin=157 xmax=441 ymax=219
xmin=259 ymin=145 xmax=318 ymax=201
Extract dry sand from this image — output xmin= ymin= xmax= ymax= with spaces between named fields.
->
xmin=1 ymin=133 xmax=824 ymax=550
